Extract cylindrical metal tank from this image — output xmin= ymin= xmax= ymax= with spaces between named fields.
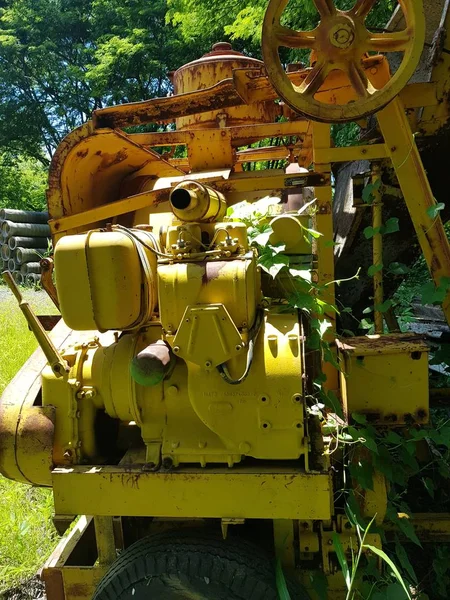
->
xmin=0 ymin=209 xmax=49 ymax=224
xmin=173 ymin=42 xmax=277 ymax=130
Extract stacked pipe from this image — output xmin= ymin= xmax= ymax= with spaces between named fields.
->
xmin=0 ymin=208 xmax=50 ymax=285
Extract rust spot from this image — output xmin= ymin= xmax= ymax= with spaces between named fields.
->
xmin=98 ymin=149 xmax=129 ymax=171
xmin=203 ymin=261 xmax=228 ymax=285
xmin=76 ymin=149 xmax=89 ymax=159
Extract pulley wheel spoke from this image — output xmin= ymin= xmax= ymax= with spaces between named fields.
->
xmin=312 ymin=0 xmax=336 ymax=18
xmin=299 ymin=61 xmax=328 ymax=98
xmin=347 ymin=61 xmax=372 ymax=98
xmin=352 ymin=0 xmax=378 ymax=19
xmin=274 ymin=25 xmax=317 ymax=49
xmin=367 ymin=30 xmax=410 ymax=52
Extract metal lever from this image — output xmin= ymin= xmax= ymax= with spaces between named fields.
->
xmin=2 ymin=271 xmax=69 ymax=377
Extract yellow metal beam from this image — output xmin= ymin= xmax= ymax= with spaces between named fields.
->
xmin=52 ymin=465 xmax=332 ymax=520
xmin=378 ymin=97 xmax=450 ymax=325
xmin=314 ymin=144 xmax=388 ymax=164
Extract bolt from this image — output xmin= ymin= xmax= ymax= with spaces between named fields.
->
xmin=235 ymin=345 xmax=242 ymax=351
xmin=173 ymin=346 xmax=180 ymax=354
xmin=171 ymin=441 xmax=180 ymax=449
xmin=205 ymin=361 xmax=212 ymax=368
xmin=198 ymin=441 xmax=207 ymax=449
xmin=162 ymin=457 xmax=174 ymax=470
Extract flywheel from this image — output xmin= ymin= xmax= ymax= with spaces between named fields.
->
xmin=262 ymin=0 xmax=425 ymax=122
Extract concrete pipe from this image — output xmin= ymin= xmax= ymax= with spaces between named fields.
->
xmin=2 ymin=260 xmax=9 ymax=272
xmin=8 ymin=259 xmax=16 ymax=272
xmin=8 ymin=236 xmax=49 ymax=250
xmin=1 ymin=221 xmax=50 ymax=238
xmin=0 ymin=208 xmax=49 ymax=224
xmin=12 ymin=271 xmax=24 ymax=285
xmin=1 ymin=244 xmax=10 ymax=260
xmin=15 ymin=248 xmax=43 ymax=265
xmin=20 ymin=262 xmax=41 ymax=275
xmin=26 ymin=273 xmax=41 ymax=286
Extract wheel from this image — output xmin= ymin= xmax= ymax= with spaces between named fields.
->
xmin=93 ymin=528 xmax=310 ymax=599
xmin=262 ymin=0 xmax=425 ymax=122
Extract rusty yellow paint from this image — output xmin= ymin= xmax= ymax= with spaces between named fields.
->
xmin=52 ymin=464 xmax=332 ymax=520
xmin=337 ymin=334 xmax=429 ymax=424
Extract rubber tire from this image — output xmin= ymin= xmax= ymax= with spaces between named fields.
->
xmin=93 ymin=528 xmax=309 ymax=600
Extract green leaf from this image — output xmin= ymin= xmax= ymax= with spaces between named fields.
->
xmin=360 ymin=318 xmax=374 ymax=330
xmin=364 ymin=226 xmax=381 ymax=239
xmin=393 ymin=514 xmax=422 ymax=547
xmin=395 ymin=537 xmax=418 ymax=584
xmin=363 ymin=545 xmax=412 ymax=600
xmin=352 ymin=413 xmax=368 ymax=425
xmin=301 ymin=224 xmax=323 ymax=239
xmin=386 ymin=582 xmax=410 ymax=600
xmin=362 ymin=179 xmax=381 ymax=204
xmin=375 ymin=300 xmax=393 ymax=313
xmin=384 ymin=431 xmax=403 ymax=445
xmin=362 ymin=306 xmax=374 ymax=315
xmin=345 ymin=492 xmax=367 ymax=530
xmin=275 ymin=559 xmax=291 ymax=600
xmin=382 ymin=218 xmax=400 ymax=235
xmin=309 ymin=571 xmax=328 ymax=600
xmin=426 ymin=202 xmax=445 ymax=219
xmin=388 ymin=262 xmax=410 ymax=276
xmin=422 ymin=477 xmax=435 ymax=499
xmin=349 ymin=460 xmax=374 ymax=491
xmin=368 ymin=263 xmax=383 ymax=277
xmin=332 ymin=533 xmax=351 ymax=590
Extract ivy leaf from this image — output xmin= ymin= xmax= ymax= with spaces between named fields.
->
xmin=375 ymin=300 xmax=393 ymax=313
xmin=349 ymin=460 xmax=374 ymax=491
xmin=364 ymin=226 xmax=381 ymax=240
xmin=368 ymin=263 xmax=383 ymax=277
xmin=301 ymin=224 xmax=323 ymax=239
xmin=360 ymin=318 xmax=373 ymax=330
xmin=352 ymin=412 xmax=368 ymax=425
xmin=388 ymin=262 xmax=410 ymax=276
xmin=384 ymin=431 xmax=403 ymax=445
xmin=362 ymin=306 xmax=374 ymax=315
xmin=359 ymin=427 xmax=379 ymax=454
xmin=426 ymin=202 xmax=445 ymax=219
xmin=382 ymin=218 xmax=400 ymax=235
xmin=386 ymin=582 xmax=410 ymax=600
xmin=362 ymin=178 xmax=381 ymax=204
xmin=252 ymin=230 xmax=273 ymax=247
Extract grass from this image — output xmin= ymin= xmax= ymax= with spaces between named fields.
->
xmin=0 ymin=287 xmax=58 ymax=593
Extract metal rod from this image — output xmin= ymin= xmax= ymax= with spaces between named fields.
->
xmin=372 ymin=167 xmax=384 ymax=334
xmin=1 ymin=220 xmax=50 ymax=238
xmin=0 ymin=208 xmax=49 ymax=224
xmin=2 ymin=271 xmax=69 ymax=378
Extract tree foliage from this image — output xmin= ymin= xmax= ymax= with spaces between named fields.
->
xmin=0 ymin=0 xmax=396 ymax=207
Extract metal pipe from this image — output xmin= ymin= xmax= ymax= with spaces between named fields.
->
xmin=2 ymin=271 xmax=69 ymax=378
xmin=15 ymin=248 xmax=44 ymax=265
xmin=372 ymin=168 xmax=384 ymax=334
xmin=8 ymin=236 xmax=49 ymax=250
xmin=12 ymin=271 xmax=24 ymax=285
xmin=20 ymin=262 xmax=41 ymax=275
xmin=1 ymin=244 xmax=10 ymax=260
xmin=0 ymin=208 xmax=49 ymax=224
xmin=26 ymin=273 xmax=41 ymax=286
xmin=1 ymin=220 xmax=50 ymax=238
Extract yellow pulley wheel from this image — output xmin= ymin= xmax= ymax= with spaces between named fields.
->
xmin=262 ymin=0 xmax=425 ymax=122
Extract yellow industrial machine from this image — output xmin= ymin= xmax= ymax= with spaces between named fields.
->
xmin=2 ymin=0 xmax=450 ymax=598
